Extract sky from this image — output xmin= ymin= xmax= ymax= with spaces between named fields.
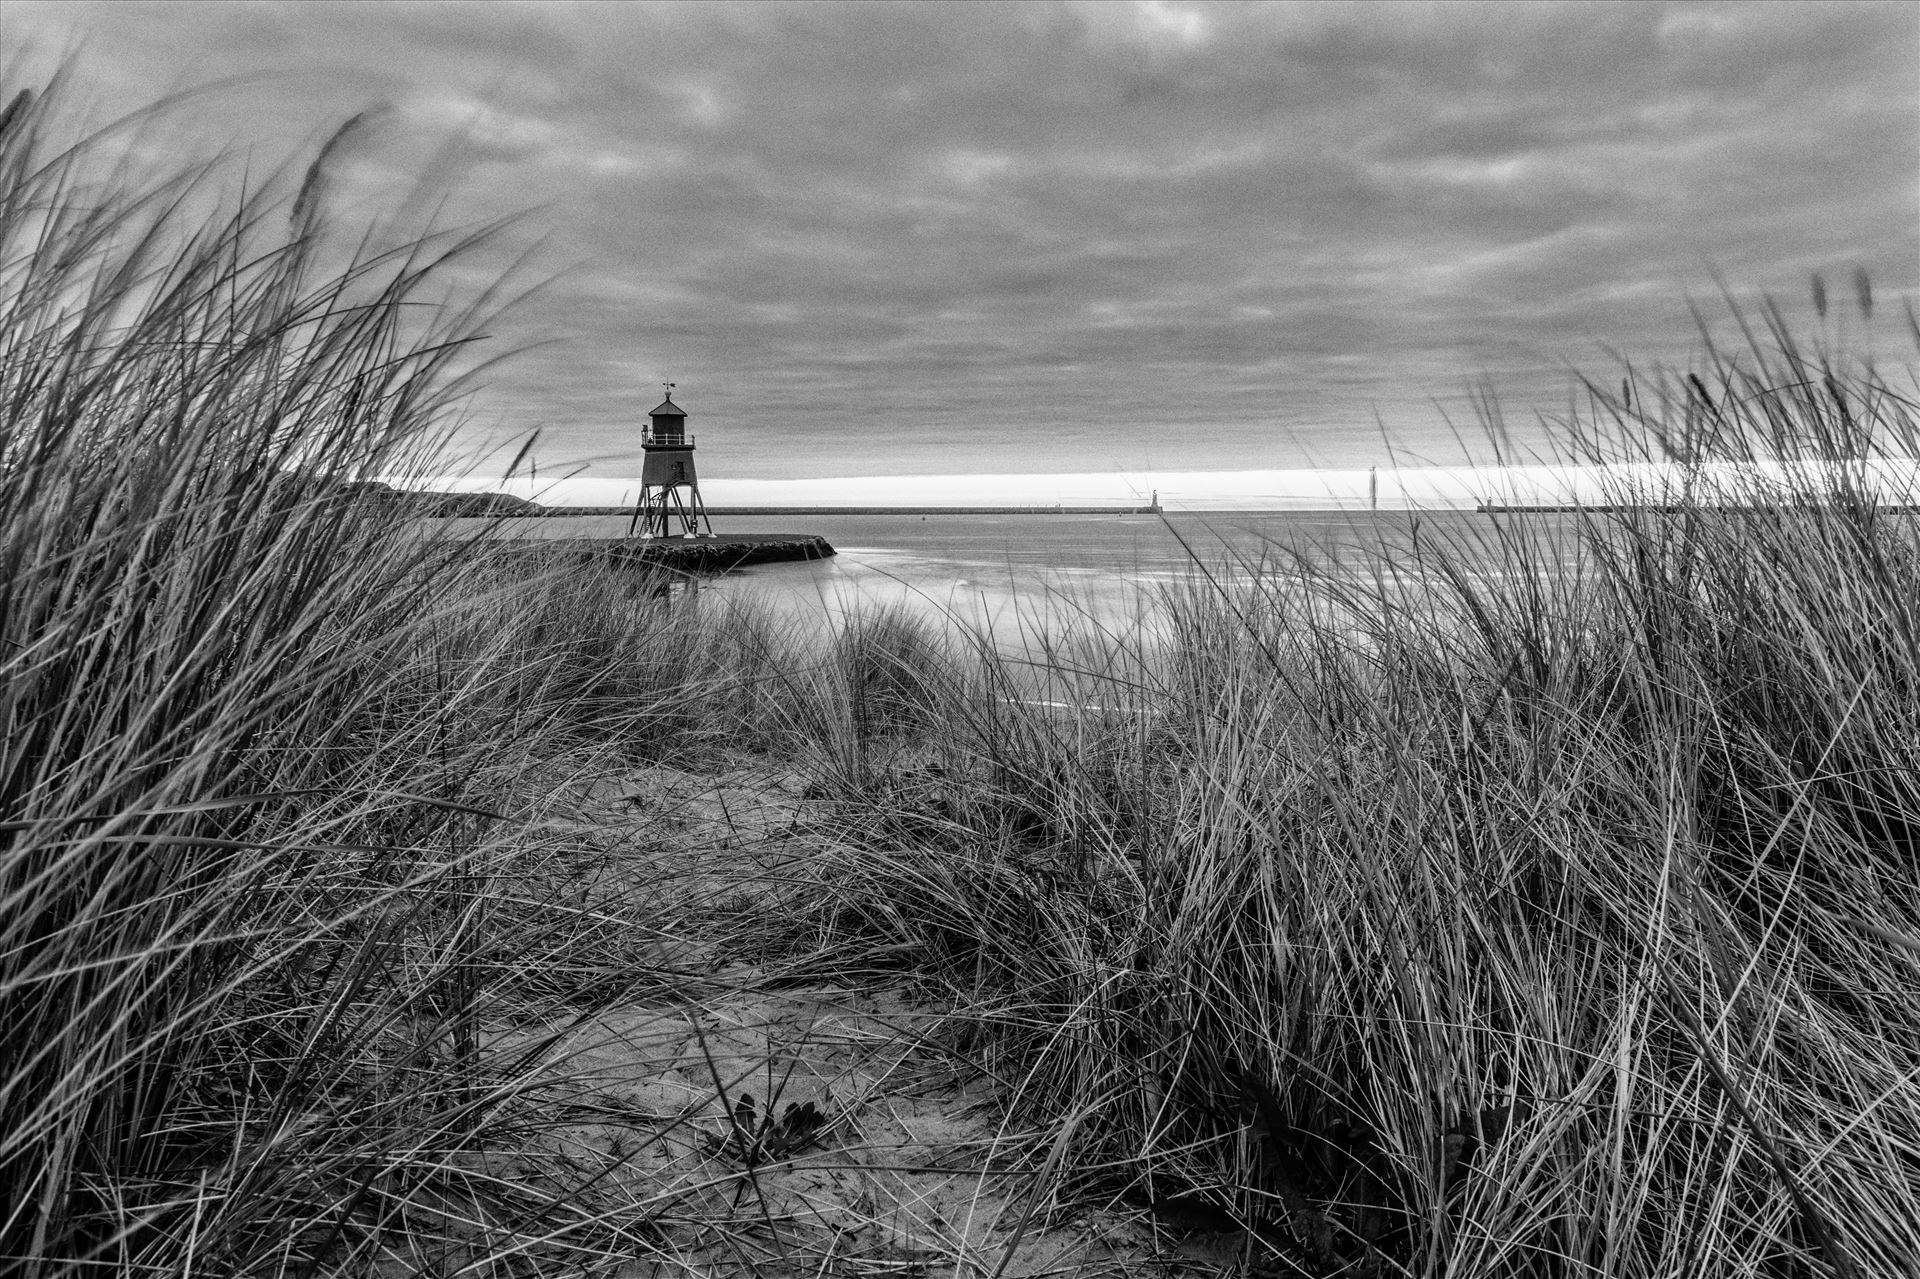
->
xmin=8 ymin=1 xmax=1918 ymax=506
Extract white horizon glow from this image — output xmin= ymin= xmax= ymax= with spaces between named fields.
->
xmin=406 ymin=458 xmax=1920 ymax=512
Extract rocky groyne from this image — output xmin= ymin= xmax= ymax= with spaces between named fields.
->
xmin=500 ymin=533 xmax=835 ymax=574
xmin=610 ymin=534 xmax=836 ymax=572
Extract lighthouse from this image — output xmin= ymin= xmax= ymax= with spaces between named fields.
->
xmin=629 ymin=382 xmax=712 ymax=539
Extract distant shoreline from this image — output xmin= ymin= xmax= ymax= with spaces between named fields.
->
xmin=1480 ymin=502 xmax=1920 ymax=513
xmin=713 ymin=505 xmax=1162 ymax=516
xmin=526 ymin=505 xmax=1165 ymax=517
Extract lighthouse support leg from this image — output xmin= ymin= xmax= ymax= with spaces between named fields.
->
xmin=629 ymin=483 xmax=711 ymax=539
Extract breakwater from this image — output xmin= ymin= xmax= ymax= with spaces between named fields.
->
xmin=502 ymin=533 xmax=835 ymax=573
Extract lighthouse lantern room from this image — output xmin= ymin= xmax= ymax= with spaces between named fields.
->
xmin=629 ymin=382 xmax=711 ymax=539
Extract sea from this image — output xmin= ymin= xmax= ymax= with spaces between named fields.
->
xmin=462 ymin=509 xmax=1588 ymax=642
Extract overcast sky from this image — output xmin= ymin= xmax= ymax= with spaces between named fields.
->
xmin=9 ymin=1 xmax=1917 ymax=494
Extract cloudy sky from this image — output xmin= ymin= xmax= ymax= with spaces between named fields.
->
xmin=9 ymin=1 xmax=1917 ymax=501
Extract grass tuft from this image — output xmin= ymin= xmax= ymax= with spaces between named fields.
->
xmin=771 ymin=296 xmax=1920 ymax=1277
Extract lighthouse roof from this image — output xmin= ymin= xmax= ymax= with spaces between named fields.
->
xmin=648 ymin=396 xmax=687 ymax=418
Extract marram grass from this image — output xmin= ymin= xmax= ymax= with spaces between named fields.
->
xmin=773 ymin=310 xmax=1920 ymax=1276
xmin=0 ymin=74 xmax=762 ymax=1274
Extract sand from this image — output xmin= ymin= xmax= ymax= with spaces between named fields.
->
xmin=416 ymin=754 xmax=1266 ymax=1277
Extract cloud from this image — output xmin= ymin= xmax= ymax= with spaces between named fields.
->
xmin=9 ymin=0 xmax=1916 ymax=484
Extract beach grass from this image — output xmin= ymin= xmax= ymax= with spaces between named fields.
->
xmin=6 ymin=69 xmax=1919 ymax=1277
xmin=0 ymin=74 xmax=775 ymax=1273
xmin=772 ymin=308 xmax=1920 ymax=1275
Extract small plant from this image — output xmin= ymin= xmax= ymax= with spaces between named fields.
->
xmin=723 ymin=1092 xmax=827 ymax=1162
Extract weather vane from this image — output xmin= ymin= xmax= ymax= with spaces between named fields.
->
xmin=663 ymin=380 xmax=675 ymax=396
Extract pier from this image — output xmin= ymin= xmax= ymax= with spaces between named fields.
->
xmin=497 ymin=532 xmax=835 ymax=573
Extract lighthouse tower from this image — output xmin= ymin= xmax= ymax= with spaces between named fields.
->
xmin=629 ymin=383 xmax=711 ymax=539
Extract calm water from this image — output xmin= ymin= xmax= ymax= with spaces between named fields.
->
xmin=456 ymin=509 xmax=1587 ymax=636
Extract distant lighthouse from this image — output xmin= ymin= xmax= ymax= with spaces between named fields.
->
xmin=629 ymin=382 xmax=712 ymax=539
